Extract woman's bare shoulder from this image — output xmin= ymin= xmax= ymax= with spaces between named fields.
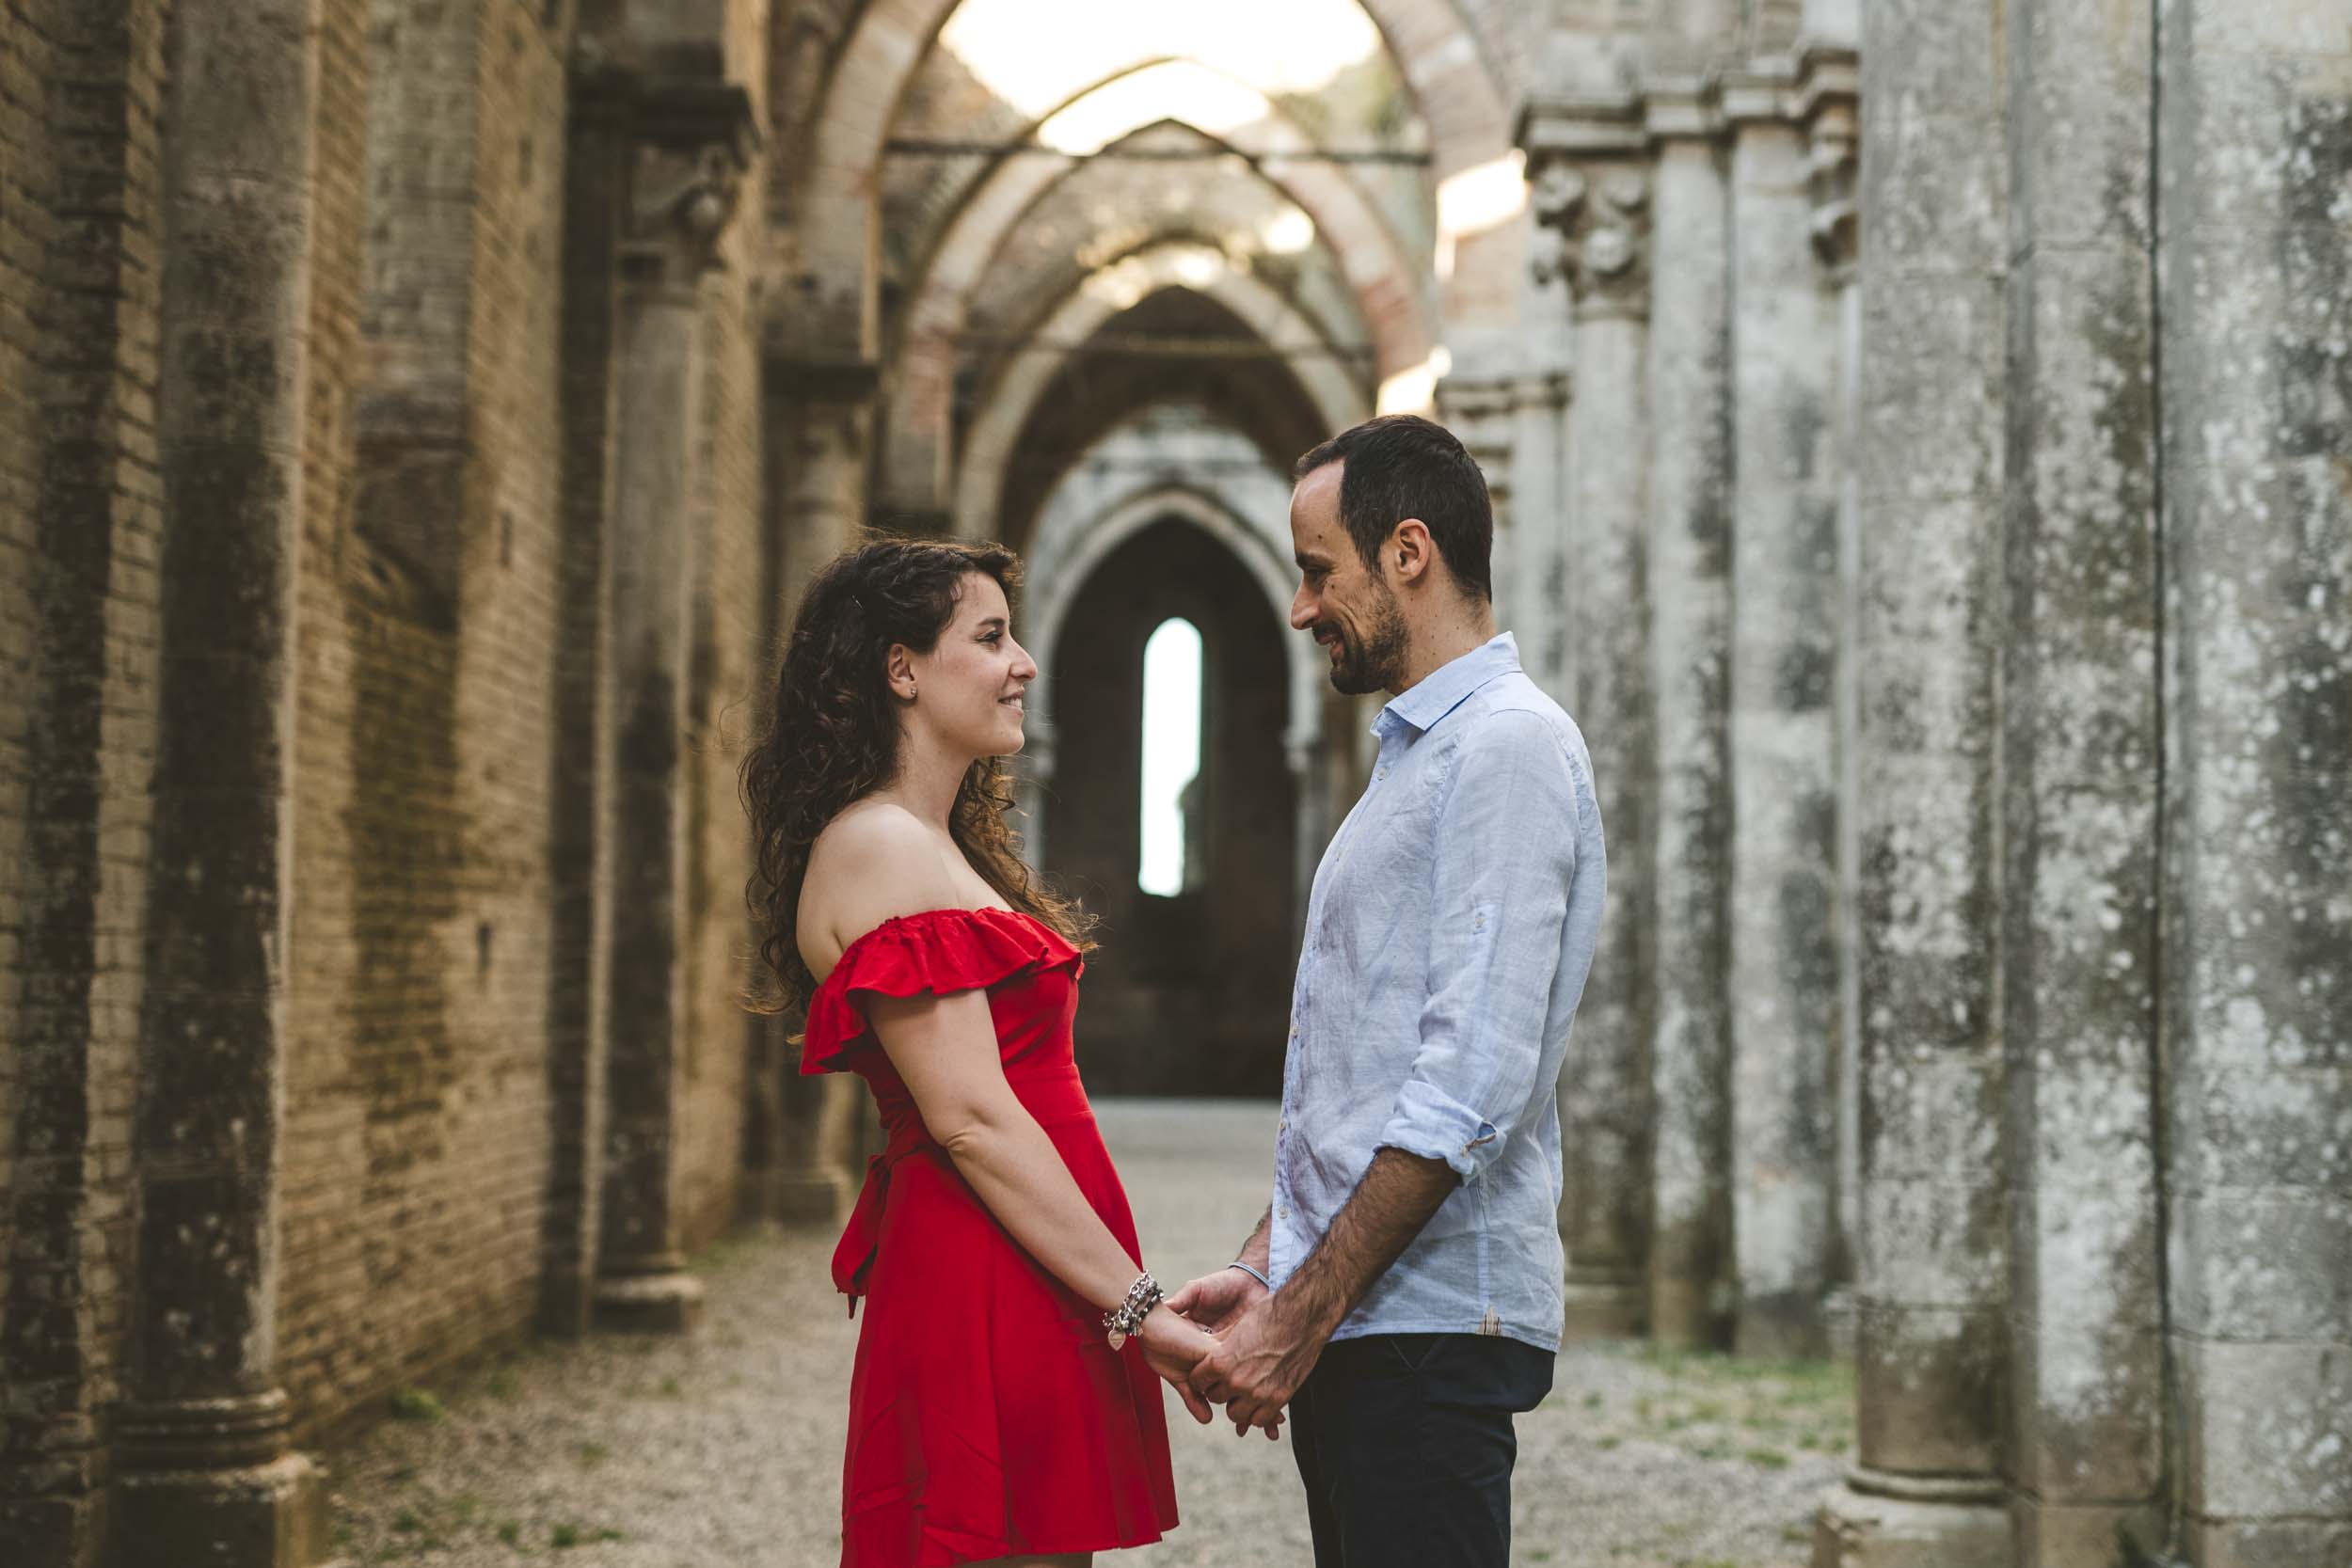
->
xmin=798 ymin=802 xmax=965 ymax=977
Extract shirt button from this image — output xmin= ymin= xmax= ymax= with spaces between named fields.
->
xmin=1279 ymin=1206 xmax=1291 ymax=1220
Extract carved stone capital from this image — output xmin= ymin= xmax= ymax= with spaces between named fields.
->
xmin=1800 ymin=44 xmax=1861 ymax=277
xmin=1527 ymin=153 xmax=1652 ymax=320
xmin=616 ymin=79 xmax=760 ymax=277
xmin=1806 ymin=102 xmax=1859 ymax=276
xmin=627 ymin=135 xmax=747 ymax=273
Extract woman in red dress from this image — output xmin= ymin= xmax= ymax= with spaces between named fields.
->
xmin=740 ymin=539 xmax=1220 ymax=1568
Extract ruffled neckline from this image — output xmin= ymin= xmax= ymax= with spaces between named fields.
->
xmin=813 ymin=905 xmax=1066 ymax=994
xmin=800 ymin=906 xmax=1083 ymax=1076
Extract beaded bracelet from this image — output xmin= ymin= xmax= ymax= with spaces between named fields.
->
xmin=1103 ymin=1270 xmax=1164 ymax=1349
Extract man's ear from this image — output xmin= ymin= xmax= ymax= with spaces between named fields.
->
xmin=1390 ymin=519 xmax=1435 ymax=587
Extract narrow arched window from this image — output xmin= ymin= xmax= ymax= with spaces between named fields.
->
xmin=1137 ymin=617 xmax=1203 ymax=896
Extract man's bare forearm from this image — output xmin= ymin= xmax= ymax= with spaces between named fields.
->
xmin=1235 ymin=1207 xmax=1272 ymax=1273
xmin=1269 ymin=1148 xmax=1458 ymax=1339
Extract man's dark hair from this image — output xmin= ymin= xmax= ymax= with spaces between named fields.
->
xmin=1292 ymin=414 xmax=1493 ymax=604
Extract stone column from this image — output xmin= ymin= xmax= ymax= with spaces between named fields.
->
xmin=109 ymin=0 xmax=333 ymax=1560
xmin=2156 ymin=6 xmax=2352 ymax=1563
xmin=757 ymin=328 xmax=881 ymax=1232
xmin=543 ymin=53 xmax=629 ymax=1338
xmin=1814 ymin=0 xmax=2012 ymax=1560
xmin=763 ymin=349 xmax=878 ymax=615
xmin=592 ymin=83 xmax=756 ymax=1334
xmin=1720 ymin=52 xmax=1851 ymax=1361
xmin=1641 ymin=80 xmax=1737 ymax=1350
xmin=1813 ymin=69 xmax=1867 ymax=1341
xmin=1998 ymin=2 xmax=2167 ymax=1561
xmin=1525 ymin=97 xmax=1656 ymax=1339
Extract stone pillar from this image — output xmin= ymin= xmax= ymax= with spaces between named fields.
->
xmin=543 ymin=53 xmax=629 ymax=1338
xmin=2156 ymin=6 xmax=2352 ymax=1563
xmin=1525 ymin=97 xmax=1656 ymax=1339
xmin=1998 ymin=3 xmax=2168 ymax=1561
xmin=1720 ymin=52 xmax=1851 ymax=1361
xmin=1814 ymin=71 xmax=1867 ymax=1344
xmin=1641 ymin=81 xmax=1736 ymax=1351
xmin=762 ymin=350 xmax=878 ymax=614
xmin=1814 ymin=0 xmax=2013 ymax=1560
xmin=109 ymin=0 xmax=333 ymax=1560
xmin=756 ymin=324 xmax=882 ymax=1233
xmin=592 ymin=82 xmax=756 ymax=1335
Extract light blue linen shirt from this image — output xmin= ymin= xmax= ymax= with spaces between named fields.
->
xmin=1267 ymin=631 xmax=1606 ymax=1353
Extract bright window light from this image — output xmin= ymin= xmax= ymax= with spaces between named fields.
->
xmin=1138 ymin=617 xmax=1204 ymax=896
xmin=1037 ymin=61 xmax=1274 ymax=154
xmin=940 ymin=0 xmax=1381 ymax=120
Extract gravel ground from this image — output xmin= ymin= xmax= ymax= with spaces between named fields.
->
xmin=328 ymin=1100 xmax=1849 ymax=1567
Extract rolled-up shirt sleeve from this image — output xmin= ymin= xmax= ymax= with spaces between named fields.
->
xmin=1375 ymin=711 xmax=1579 ymax=1183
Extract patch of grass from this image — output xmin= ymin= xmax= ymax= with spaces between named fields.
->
xmin=1742 ymin=1446 xmax=1792 ymax=1469
xmin=1581 ymin=1391 xmax=1603 ymax=1411
xmin=1595 ymin=1434 xmax=1622 ymax=1450
xmin=497 ymin=1520 xmax=524 ymax=1546
xmin=550 ymin=1522 xmax=627 ymax=1549
xmin=386 ymin=1388 xmax=445 ymax=1423
xmin=574 ymin=1440 xmax=609 ymax=1466
xmin=658 ymin=1375 xmax=683 ymax=1398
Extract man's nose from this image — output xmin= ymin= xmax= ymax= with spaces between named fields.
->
xmin=1289 ymin=586 xmax=1316 ymax=630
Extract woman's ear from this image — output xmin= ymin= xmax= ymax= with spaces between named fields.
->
xmin=885 ymin=643 xmax=917 ymax=701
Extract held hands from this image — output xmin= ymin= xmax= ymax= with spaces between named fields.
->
xmin=1189 ymin=1288 xmax=1325 ymax=1436
xmin=1136 ymin=1303 xmax=1221 ymax=1427
xmin=1166 ymin=1267 xmax=1319 ymax=1439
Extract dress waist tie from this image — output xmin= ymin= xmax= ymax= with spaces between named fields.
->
xmin=830 ymin=1066 xmax=1094 ymax=1318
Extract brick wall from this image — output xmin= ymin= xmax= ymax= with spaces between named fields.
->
xmin=0 ymin=0 xmax=171 ymax=1534
xmin=278 ymin=0 xmax=580 ymax=1442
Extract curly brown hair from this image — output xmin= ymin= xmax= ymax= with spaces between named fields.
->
xmin=739 ymin=537 xmax=1094 ymax=1018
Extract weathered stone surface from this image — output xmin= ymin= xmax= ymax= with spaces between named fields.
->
xmin=2158 ymin=1 xmax=2352 ymax=1556
xmin=1645 ymin=135 xmax=1735 ymax=1350
xmin=1997 ymin=4 xmax=2168 ymax=1555
xmin=1728 ymin=110 xmax=1843 ymax=1360
xmin=1834 ymin=3 xmax=2014 ymax=1557
xmin=1812 ymin=1481 xmax=2014 ymax=1568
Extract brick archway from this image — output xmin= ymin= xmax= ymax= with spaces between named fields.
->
xmin=878 ymin=65 xmax=1439 ymax=514
xmin=951 ymin=242 xmax=1373 ymax=541
xmin=783 ymin=0 xmax=1516 ymax=366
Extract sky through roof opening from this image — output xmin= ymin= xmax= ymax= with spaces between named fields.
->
xmin=941 ymin=0 xmax=1384 ymax=128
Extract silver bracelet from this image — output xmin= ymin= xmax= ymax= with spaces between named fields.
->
xmin=1226 ymin=1260 xmax=1272 ymax=1291
xmin=1103 ymin=1271 xmax=1163 ymax=1349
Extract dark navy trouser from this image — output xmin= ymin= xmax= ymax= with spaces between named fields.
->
xmin=1288 ymin=1332 xmax=1557 ymax=1568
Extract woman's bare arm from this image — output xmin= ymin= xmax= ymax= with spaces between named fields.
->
xmin=807 ymin=810 xmax=1215 ymax=1415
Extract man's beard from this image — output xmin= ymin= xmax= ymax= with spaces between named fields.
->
xmin=1325 ymin=584 xmax=1408 ymax=696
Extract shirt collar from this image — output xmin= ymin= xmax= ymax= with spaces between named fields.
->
xmin=1374 ymin=631 xmax=1520 ymax=737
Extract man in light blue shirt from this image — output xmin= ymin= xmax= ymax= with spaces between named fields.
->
xmin=1179 ymin=414 xmax=1606 ymax=1568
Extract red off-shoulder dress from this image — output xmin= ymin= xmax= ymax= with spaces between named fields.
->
xmin=802 ymin=906 xmax=1180 ymax=1567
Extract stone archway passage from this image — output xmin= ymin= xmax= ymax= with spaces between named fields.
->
xmin=953 ymin=245 xmax=1371 ymax=541
xmin=785 ymin=0 xmax=1518 ymax=367
xmin=1041 ymin=516 xmax=1297 ymax=1097
xmin=879 ymin=65 xmax=1439 ymax=512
